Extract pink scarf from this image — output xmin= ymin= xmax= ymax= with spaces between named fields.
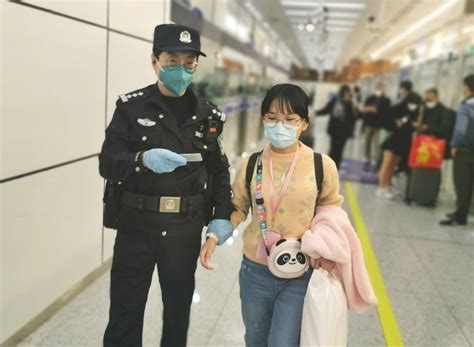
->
xmin=301 ymin=204 xmax=378 ymax=312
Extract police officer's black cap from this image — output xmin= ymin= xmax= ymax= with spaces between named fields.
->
xmin=153 ymin=24 xmax=207 ymax=57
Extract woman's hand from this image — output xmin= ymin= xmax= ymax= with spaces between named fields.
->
xmin=313 ymin=257 xmax=336 ymax=272
xmin=200 ymin=238 xmax=217 ymax=270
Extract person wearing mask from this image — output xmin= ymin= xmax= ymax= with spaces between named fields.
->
xmin=405 ymin=88 xmax=456 ymax=206
xmin=377 ymin=81 xmax=422 ymax=199
xmin=316 ymin=85 xmax=356 ymax=168
xmin=99 ymin=24 xmax=233 ymax=346
xmin=360 ymin=81 xmax=391 ymax=166
xmin=415 ymin=88 xmax=456 ymax=159
xmin=200 ymin=84 xmax=376 ymax=346
xmin=440 ymin=74 xmax=474 ymax=226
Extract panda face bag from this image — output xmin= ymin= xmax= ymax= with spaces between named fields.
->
xmin=254 ymin=148 xmax=309 ymax=279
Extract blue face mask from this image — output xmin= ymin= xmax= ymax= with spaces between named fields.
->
xmin=158 ymin=63 xmax=194 ymax=96
xmin=264 ymin=123 xmax=299 ymax=149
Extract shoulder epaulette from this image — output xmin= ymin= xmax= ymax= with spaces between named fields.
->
xmin=117 ymin=87 xmax=150 ymax=104
xmin=205 ymin=100 xmax=227 ymax=123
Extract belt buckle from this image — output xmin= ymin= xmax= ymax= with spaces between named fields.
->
xmin=159 ymin=196 xmax=181 ymax=213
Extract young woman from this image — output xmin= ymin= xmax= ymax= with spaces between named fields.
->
xmin=377 ymin=81 xmax=422 ymax=199
xmin=200 ymin=84 xmax=344 ymax=346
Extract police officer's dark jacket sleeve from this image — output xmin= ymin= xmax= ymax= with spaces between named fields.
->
xmin=202 ymin=102 xmax=233 ymax=221
xmin=99 ymin=102 xmax=141 ymax=182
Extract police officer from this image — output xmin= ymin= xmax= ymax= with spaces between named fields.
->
xmin=99 ymin=24 xmax=234 ymax=347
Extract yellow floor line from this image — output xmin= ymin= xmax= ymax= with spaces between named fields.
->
xmin=344 ymin=182 xmax=404 ymax=347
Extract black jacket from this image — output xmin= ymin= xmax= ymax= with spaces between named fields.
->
xmin=363 ymin=94 xmax=391 ymax=128
xmin=99 ymin=83 xmax=232 ymax=233
xmin=381 ymin=92 xmax=422 ymax=132
xmin=421 ymin=102 xmax=456 ymax=158
xmin=316 ymin=97 xmax=356 ymax=138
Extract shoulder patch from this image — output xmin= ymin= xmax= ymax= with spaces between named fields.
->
xmin=117 ymin=87 xmax=150 ymax=104
xmin=205 ymin=101 xmax=226 ymax=123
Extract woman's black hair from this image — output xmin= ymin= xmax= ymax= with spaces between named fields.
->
xmin=339 ymin=84 xmax=351 ymax=99
xmin=261 ymin=84 xmax=310 ymax=122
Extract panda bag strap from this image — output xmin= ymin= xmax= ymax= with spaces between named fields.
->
xmin=254 ymin=146 xmax=310 ymax=279
xmin=254 ymin=146 xmax=301 ymax=250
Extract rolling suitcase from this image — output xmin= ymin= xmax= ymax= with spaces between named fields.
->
xmin=406 ymin=168 xmax=441 ymax=206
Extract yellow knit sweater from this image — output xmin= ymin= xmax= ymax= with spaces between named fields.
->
xmin=231 ymin=141 xmax=344 ymax=265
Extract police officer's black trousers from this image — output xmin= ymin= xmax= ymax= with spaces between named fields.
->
xmin=103 ymin=228 xmax=201 ymax=347
xmin=453 ymin=149 xmax=474 ymax=221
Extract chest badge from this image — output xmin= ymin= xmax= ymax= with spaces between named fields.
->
xmin=137 ymin=118 xmax=156 ymax=127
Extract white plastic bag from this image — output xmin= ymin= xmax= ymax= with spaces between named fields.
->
xmin=301 ymin=268 xmax=348 ymax=347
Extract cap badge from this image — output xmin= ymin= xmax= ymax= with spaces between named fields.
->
xmin=179 ymin=31 xmax=192 ymax=43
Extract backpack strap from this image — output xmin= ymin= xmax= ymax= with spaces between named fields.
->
xmin=314 ymin=152 xmax=324 ymax=204
xmin=245 ymin=150 xmax=324 ymax=208
xmin=245 ymin=151 xmax=262 ymax=199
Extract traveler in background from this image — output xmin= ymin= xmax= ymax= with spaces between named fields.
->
xmin=440 ymin=74 xmax=474 ymax=226
xmin=377 ymin=81 xmax=422 ymax=199
xmin=360 ymin=81 xmax=391 ymax=166
xmin=353 ymin=85 xmax=364 ymax=135
xmin=405 ymin=88 xmax=456 ymax=206
xmin=415 ymin=88 xmax=456 ymax=159
xmin=353 ymin=85 xmax=363 ymax=107
xmin=316 ymin=85 xmax=356 ymax=168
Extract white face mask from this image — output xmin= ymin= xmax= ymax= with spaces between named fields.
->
xmin=375 ymin=90 xmax=383 ymax=97
xmin=425 ymin=101 xmax=436 ymax=109
xmin=407 ymin=103 xmax=418 ymax=111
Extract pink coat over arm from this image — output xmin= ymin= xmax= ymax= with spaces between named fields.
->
xmin=301 ymin=205 xmax=378 ymax=313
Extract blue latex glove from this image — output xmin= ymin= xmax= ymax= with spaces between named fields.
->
xmin=207 ymin=219 xmax=233 ymax=246
xmin=142 ymin=148 xmax=187 ymax=173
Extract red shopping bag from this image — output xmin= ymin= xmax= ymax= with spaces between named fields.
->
xmin=408 ymin=135 xmax=446 ymax=169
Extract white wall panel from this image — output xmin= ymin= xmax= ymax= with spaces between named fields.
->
xmin=24 ymin=0 xmax=107 ymax=26
xmin=1 ymin=159 xmax=103 ymax=342
xmin=193 ymin=36 xmax=219 ymax=84
xmin=106 ymin=32 xmax=157 ymax=125
xmin=109 ymin=0 xmax=170 ymax=40
xmin=2 ymin=2 xmax=106 ymax=179
xmin=103 ymin=32 xmax=157 ymax=258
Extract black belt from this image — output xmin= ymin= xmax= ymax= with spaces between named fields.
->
xmin=120 ymin=191 xmax=205 ymax=213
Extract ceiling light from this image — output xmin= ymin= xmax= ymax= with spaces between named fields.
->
xmin=327 ymin=12 xmax=359 ymax=19
xmin=298 ymin=23 xmax=305 ymax=31
xmin=285 ymin=9 xmax=358 ymax=19
xmin=327 ymin=27 xmax=353 ymax=32
xmin=370 ymin=0 xmax=458 ymax=59
xmin=306 ymin=23 xmax=316 ymax=32
xmin=245 ymin=1 xmax=263 ymax=21
xmin=327 ymin=20 xmax=356 ymax=26
xmin=281 ymin=1 xmax=365 ymax=10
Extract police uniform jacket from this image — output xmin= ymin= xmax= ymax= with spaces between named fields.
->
xmin=99 ymin=83 xmax=232 ymax=234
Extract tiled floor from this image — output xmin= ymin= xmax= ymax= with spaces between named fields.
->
xmin=18 ymin=120 xmax=474 ymax=346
